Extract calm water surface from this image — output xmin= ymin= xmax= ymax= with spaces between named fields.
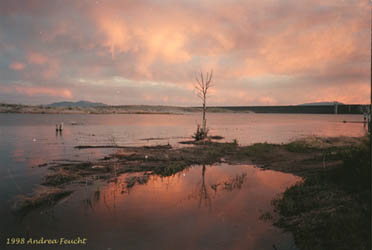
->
xmin=0 ymin=113 xmax=366 ymax=249
xmin=4 ymin=164 xmax=300 ymax=250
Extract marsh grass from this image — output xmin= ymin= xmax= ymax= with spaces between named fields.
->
xmin=236 ymin=142 xmax=277 ymax=160
xmin=43 ymin=168 xmax=80 ymax=186
xmin=330 ymin=136 xmax=370 ymax=192
xmin=272 ymin=136 xmax=371 ymax=250
xmin=284 ymin=141 xmax=316 ymax=153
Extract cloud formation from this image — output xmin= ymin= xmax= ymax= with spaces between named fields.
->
xmin=0 ymin=0 xmax=369 ymax=105
xmin=9 ymin=62 xmax=25 ymax=71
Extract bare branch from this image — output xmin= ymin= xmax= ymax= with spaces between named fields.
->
xmin=207 ymin=70 xmax=213 ymax=84
xmin=195 ymin=86 xmax=203 ymax=95
xmin=195 ymin=76 xmax=200 ymax=85
xmin=194 ymin=70 xmax=213 ymax=95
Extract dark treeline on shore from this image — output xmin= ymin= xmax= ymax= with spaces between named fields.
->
xmin=218 ymin=104 xmax=369 ymax=114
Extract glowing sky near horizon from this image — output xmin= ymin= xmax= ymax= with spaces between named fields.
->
xmin=0 ymin=0 xmax=370 ymax=105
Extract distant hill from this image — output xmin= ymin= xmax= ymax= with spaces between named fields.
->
xmin=48 ymin=100 xmax=107 ymax=107
xmin=298 ymin=102 xmax=344 ymax=106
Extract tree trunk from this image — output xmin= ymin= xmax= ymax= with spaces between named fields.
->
xmin=202 ymin=98 xmax=206 ymax=133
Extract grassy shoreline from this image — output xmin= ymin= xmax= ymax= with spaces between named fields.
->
xmin=270 ymin=136 xmax=370 ymax=250
xmin=14 ymin=135 xmax=370 ymax=249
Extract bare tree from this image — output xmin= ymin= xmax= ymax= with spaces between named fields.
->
xmin=195 ymin=70 xmax=213 ymax=139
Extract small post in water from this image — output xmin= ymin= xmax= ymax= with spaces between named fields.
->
xmin=56 ymin=123 xmax=63 ymax=133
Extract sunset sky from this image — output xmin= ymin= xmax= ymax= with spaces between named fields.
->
xmin=0 ymin=0 xmax=370 ymax=106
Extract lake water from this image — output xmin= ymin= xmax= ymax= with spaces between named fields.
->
xmin=0 ymin=113 xmax=366 ymax=249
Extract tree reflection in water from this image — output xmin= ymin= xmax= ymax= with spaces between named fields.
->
xmin=198 ymin=165 xmax=212 ymax=211
xmin=188 ymin=165 xmax=249 ymax=212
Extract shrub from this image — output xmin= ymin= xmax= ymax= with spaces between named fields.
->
xmin=193 ymin=124 xmax=209 ymax=141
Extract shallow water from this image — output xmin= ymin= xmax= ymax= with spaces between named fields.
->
xmin=0 ymin=113 xmax=365 ymax=249
xmin=0 ymin=113 xmax=364 ymax=197
xmin=3 ymin=164 xmax=300 ymax=250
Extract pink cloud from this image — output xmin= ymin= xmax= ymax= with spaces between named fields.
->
xmin=2 ymin=85 xmax=72 ymax=99
xmin=258 ymin=96 xmax=277 ymax=105
xmin=27 ymin=52 xmax=48 ymax=65
xmin=25 ymin=51 xmax=60 ymax=80
xmin=9 ymin=62 xmax=25 ymax=71
xmin=41 ymin=60 xmax=60 ymax=80
xmin=17 ymin=86 xmax=71 ymax=98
